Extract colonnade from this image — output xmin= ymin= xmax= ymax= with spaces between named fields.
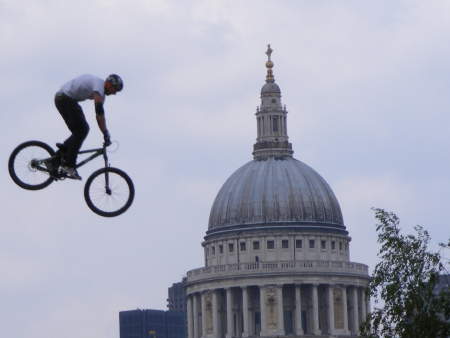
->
xmin=187 ymin=284 xmax=369 ymax=338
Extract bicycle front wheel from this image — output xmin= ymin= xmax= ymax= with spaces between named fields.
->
xmin=84 ymin=167 xmax=134 ymax=217
xmin=8 ymin=140 xmax=55 ymax=190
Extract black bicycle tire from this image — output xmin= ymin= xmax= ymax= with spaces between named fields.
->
xmin=84 ymin=167 xmax=135 ymax=217
xmin=8 ymin=140 xmax=55 ymax=190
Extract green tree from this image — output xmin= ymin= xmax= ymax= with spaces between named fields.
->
xmin=362 ymin=208 xmax=450 ymax=338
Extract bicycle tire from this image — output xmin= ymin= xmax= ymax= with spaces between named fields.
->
xmin=84 ymin=167 xmax=134 ymax=217
xmin=8 ymin=140 xmax=55 ymax=190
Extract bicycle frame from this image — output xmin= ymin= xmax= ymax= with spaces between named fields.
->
xmin=76 ymin=146 xmax=112 ymax=194
xmin=75 ymin=146 xmax=109 ymax=169
xmin=32 ymin=145 xmax=110 ymax=181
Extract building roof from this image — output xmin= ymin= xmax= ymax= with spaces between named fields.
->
xmin=208 ymin=157 xmax=344 ymax=232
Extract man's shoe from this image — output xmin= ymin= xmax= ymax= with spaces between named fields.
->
xmin=60 ymin=166 xmax=82 ymax=180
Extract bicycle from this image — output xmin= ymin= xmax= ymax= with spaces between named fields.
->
xmin=8 ymin=140 xmax=135 ymax=217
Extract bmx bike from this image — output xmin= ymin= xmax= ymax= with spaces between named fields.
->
xmin=8 ymin=140 xmax=134 ymax=217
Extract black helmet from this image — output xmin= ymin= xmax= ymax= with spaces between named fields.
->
xmin=106 ymin=74 xmax=123 ymax=91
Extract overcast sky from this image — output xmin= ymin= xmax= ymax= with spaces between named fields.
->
xmin=2 ymin=1 xmax=450 ymax=337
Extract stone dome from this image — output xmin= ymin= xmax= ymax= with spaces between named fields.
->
xmin=208 ymin=157 xmax=344 ymax=233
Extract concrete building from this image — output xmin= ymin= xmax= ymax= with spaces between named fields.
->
xmin=168 ymin=278 xmax=187 ymax=313
xmin=119 ymin=309 xmax=186 ymax=338
xmin=185 ymin=46 xmax=370 ymax=338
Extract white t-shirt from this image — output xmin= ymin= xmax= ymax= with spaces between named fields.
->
xmin=59 ymin=74 xmax=105 ymax=102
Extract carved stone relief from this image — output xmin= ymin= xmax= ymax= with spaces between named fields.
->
xmin=333 ymin=288 xmax=344 ymax=329
xmin=205 ymin=293 xmax=213 ymax=334
xmin=265 ymin=287 xmax=278 ymax=330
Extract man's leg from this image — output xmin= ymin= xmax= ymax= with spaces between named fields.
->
xmin=55 ymin=95 xmax=89 ymax=168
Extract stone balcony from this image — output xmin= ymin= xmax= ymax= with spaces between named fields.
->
xmin=186 ymin=260 xmax=369 ymax=283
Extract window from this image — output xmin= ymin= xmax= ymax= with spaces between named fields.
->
xmin=331 ymin=241 xmax=336 ymax=250
xmin=212 ymin=246 xmax=215 ymax=255
xmin=321 ymin=240 xmax=326 ymax=250
xmin=309 ymin=239 xmax=315 ymax=249
xmin=339 ymin=242 xmax=343 ymax=251
xmin=295 ymin=239 xmax=303 ymax=249
xmin=253 ymin=241 xmax=260 ymax=250
xmin=240 ymin=242 xmax=246 ymax=251
xmin=273 ymin=117 xmax=279 ymax=132
xmin=219 ymin=244 xmax=223 ymax=254
xmin=282 ymin=239 xmax=289 ymax=249
xmin=229 ymin=243 xmax=234 ymax=253
xmin=267 ymin=240 xmax=275 ymax=249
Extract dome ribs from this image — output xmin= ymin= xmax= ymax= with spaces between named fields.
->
xmin=208 ymin=158 xmax=345 ymax=231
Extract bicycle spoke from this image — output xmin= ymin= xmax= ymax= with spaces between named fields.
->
xmin=84 ymin=167 xmax=134 ymax=217
xmin=8 ymin=141 xmax=55 ymax=190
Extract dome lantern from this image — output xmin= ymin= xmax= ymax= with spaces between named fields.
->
xmin=253 ymin=44 xmax=293 ymax=160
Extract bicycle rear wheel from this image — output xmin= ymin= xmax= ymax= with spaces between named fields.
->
xmin=84 ymin=167 xmax=134 ymax=217
xmin=8 ymin=140 xmax=55 ymax=190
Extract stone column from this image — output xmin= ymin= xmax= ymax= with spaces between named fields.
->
xmin=352 ymin=287 xmax=359 ymax=335
xmin=226 ymin=288 xmax=234 ymax=338
xmin=242 ymin=287 xmax=250 ymax=337
xmin=259 ymin=286 xmax=268 ymax=336
xmin=327 ymin=285 xmax=335 ymax=335
xmin=366 ymin=292 xmax=371 ymax=317
xmin=276 ymin=286 xmax=285 ymax=335
xmin=341 ymin=286 xmax=349 ymax=334
xmin=187 ymin=295 xmax=194 ymax=338
xmin=361 ymin=288 xmax=367 ymax=325
xmin=295 ymin=285 xmax=304 ymax=335
xmin=311 ymin=284 xmax=321 ymax=335
xmin=193 ymin=294 xmax=200 ymax=338
xmin=201 ymin=292 xmax=207 ymax=338
xmin=213 ymin=290 xmax=220 ymax=338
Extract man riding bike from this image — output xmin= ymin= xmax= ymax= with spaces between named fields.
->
xmin=54 ymin=74 xmax=123 ymax=179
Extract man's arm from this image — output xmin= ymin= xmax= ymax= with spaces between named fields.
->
xmin=93 ymin=92 xmax=111 ymax=145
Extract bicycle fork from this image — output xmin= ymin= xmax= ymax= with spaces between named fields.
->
xmin=103 ymin=149 xmax=112 ymax=195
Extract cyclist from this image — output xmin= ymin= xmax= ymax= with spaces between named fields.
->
xmin=54 ymin=74 xmax=123 ymax=179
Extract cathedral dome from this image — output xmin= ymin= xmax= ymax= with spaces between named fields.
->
xmin=208 ymin=157 xmax=344 ymax=233
xmin=207 ymin=45 xmax=346 ymax=236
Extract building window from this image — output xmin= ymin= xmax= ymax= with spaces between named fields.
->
xmin=229 ymin=243 xmax=234 ymax=253
xmin=321 ymin=240 xmax=326 ymax=250
xmin=267 ymin=240 xmax=275 ymax=249
xmin=219 ymin=244 xmax=223 ymax=254
xmin=212 ymin=246 xmax=215 ymax=255
xmin=253 ymin=241 xmax=260 ymax=250
xmin=240 ymin=242 xmax=246 ymax=251
xmin=331 ymin=241 xmax=336 ymax=250
xmin=282 ymin=239 xmax=289 ymax=249
xmin=273 ymin=116 xmax=279 ymax=132
xmin=296 ymin=239 xmax=302 ymax=249
xmin=339 ymin=242 xmax=343 ymax=251
xmin=309 ymin=239 xmax=315 ymax=249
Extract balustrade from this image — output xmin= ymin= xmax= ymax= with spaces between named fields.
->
xmin=187 ymin=260 xmax=368 ymax=283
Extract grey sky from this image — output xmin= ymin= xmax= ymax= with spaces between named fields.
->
xmin=2 ymin=1 xmax=450 ymax=337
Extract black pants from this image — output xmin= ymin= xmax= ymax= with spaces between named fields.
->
xmin=54 ymin=93 xmax=89 ymax=167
